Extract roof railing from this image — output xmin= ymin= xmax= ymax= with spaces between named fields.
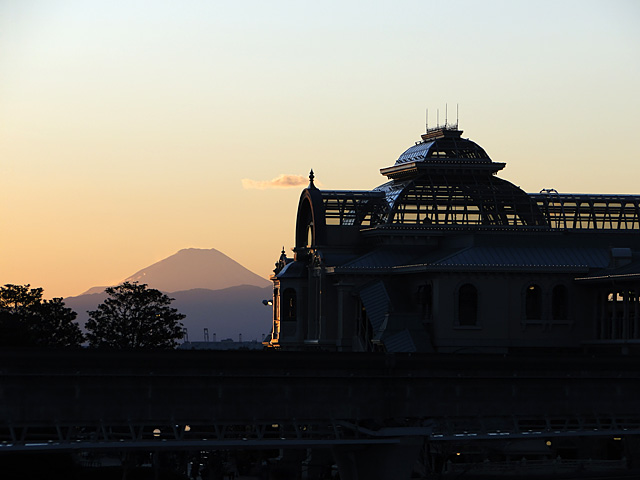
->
xmin=425 ymin=121 xmax=459 ymax=134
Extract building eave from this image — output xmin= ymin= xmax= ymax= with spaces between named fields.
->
xmin=328 ymin=264 xmax=590 ymax=275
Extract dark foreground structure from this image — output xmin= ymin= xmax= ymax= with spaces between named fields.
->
xmin=1 ymin=349 xmax=640 ymax=479
xmin=265 ymin=123 xmax=640 ymax=354
xmin=3 ymin=124 xmax=640 ymax=479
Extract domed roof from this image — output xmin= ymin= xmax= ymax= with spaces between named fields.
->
xmin=374 ymin=127 xmax=547 ymax=228
xmin=381 ymin=126 xmax=504 ymax=180
xmin=395 ymin=127 xmax=490 ymax=166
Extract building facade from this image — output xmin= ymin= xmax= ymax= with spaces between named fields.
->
xmin=265 ymin=125 xmax=640 ymax=353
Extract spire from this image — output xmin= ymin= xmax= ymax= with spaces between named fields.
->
xmin=308 ymin=169 xmax=316 ymax=189
xmin=274 ymin=246 xmax=289 ymax=275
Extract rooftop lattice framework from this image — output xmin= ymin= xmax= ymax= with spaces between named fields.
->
xmin=381 ymin=174 xmax=547 ymax=227
xmin=533 ymin=193 xmax=640 ymax=230
xmin=319 ymin=190 xmax=640 ymax=231
xmin=321 ymin=190 xmax=387 ymax=227
xmin=310 ymin=127 xmax=640 ymax=232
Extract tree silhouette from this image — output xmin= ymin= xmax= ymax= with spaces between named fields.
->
xmin=0 ymin=284 xmax=84 ymax=348
xmin=31 ymin=298 xmax=85 ymax=347
xmin=0 ymin=284 xmax=43 ymax=310
xmin=85 ymin=282 xmax=185 ymax=349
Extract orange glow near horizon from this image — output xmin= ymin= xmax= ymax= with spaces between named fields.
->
xmin=1 ymin=1 xmax=639 ymax=298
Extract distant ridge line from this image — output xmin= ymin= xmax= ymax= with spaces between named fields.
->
xmin=76 ymin=247 xmax=269 ymax=296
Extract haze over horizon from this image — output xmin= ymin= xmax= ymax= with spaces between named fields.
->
xmin=1 ymin=1 xmax=638 ymax=298
xmin=78 ymin=247 xmax=270 ymax=295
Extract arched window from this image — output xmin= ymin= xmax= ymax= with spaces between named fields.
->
xmin=281 ymin=288 xmax=297 ymax=322
xmin=552 ymin=285 xmax=568 ymax=321
xmin=306 ymin=222 xmax=314 ymax=246
xmin=525 ymin=284 xmax=542 ymax=320
xmin=458 ymin=284 xmax=478 ymax=326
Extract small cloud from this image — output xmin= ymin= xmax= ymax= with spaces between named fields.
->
xmin=242 ymin=174 xmax=309 ymax=190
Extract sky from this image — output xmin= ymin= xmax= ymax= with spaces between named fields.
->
xmin=1 ymin=0 xmax=639 ymax=298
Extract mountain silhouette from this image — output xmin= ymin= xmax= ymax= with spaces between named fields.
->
xmin=67 ymin=247 xmax=274 ymax=342
xmin=82 ymin=248 xmax=270 ymax=294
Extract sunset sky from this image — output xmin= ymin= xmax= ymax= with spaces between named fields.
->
xmin=1 ymin=0 xmax=639 ymax=298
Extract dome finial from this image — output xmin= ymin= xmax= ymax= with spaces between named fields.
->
xmin=308 ymin=169 xmax=316 ymax=188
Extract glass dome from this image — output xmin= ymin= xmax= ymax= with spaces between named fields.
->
xmin=395 ymin=132 xmax=491 ymax=166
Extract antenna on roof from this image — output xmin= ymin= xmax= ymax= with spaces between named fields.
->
xmin=437 ymin=109 xmax=439 ymax=127
xmin=456 ymin=103 xmax=459 ymax=127
xmin=445 ymin=103 xmax=448 ymax=126
xmin=425 ymin=108 xmax=428 ymax=131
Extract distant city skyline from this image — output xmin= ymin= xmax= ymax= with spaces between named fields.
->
xmin=1 ymin=0 xmax=638 ymax=298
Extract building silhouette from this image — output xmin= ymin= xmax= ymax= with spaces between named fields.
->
xmin=265 ymin=124 xmax=640 ymax=353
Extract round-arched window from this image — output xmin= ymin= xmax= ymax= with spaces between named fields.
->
xmin=525 ymin=284 xmax=542 ymax=320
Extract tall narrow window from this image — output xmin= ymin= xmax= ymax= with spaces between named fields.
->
xmin=356 ymin=299 xmax=374 ymax=351
xmin=525 ymin=284 xmax=542 ymax=320
xmin=282 ymin=288 xmax=297 ymax=322
xmin=458 ymin=284 xmax=478 ymax=326
xmin=306 ymin=223 xmax=314 ymax=246
xmin=418 ymin=283 xmax=433 ymax=322
xmin=552 ymin=285 xmax=568 ymax=321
